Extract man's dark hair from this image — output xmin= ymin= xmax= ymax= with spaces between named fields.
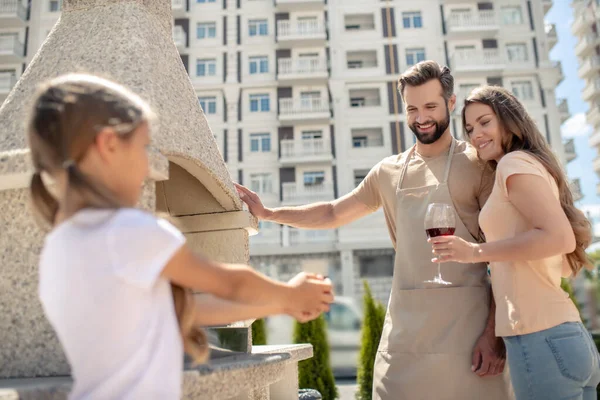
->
xmin=397 ymin=60 xmax=454 ymax=102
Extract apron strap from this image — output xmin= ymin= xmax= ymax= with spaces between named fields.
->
xmin=398 ymin=145 xmax=416 ymax=189
xmin=442 ymin=138 xmax=456 ymax=184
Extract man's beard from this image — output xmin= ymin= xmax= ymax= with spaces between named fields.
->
xmin=409 ymin=109 xmax=450 ymax=145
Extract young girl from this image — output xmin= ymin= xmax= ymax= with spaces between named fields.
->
xmin=429 ymin=85 xmax=600 ymax=400
xmin=29 ymin=73 xmax=334 ymax=400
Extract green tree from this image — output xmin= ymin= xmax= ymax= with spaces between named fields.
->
xmin=251 ymin=318 xmax=267 ymax=346
xmin=293 ymin=315 xmax=338 ymax=399
xmin=356 ymin=281 xmax=387 ymax=400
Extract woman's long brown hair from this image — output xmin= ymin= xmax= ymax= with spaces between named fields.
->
xmin=27 ymin=73 xmax=208 ymax=364
xmin=462 ymin=85 xmax=593 ymax=276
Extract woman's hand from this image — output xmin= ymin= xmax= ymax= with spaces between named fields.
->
xmin=428 ymin=236 xmax=480 ymax=264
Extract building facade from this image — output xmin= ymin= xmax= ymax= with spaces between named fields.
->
xmin=1 ymin=0 xmax=573 ymax=305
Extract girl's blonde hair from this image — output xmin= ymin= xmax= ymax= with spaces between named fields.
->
xmin=462 ymin=85 xmax=593 ymax=276
xmin=27 ymin=73 xmax=208 ymax=364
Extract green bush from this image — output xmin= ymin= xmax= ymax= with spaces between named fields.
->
xmin=356 ymin=281 xmax=387 ymax=400
xmin=293 ymin=314 xmax=338 ymax=399
xmin=251 ymin=318 xmax=267 ymax=346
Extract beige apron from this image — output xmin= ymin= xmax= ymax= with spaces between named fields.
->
xmin=373 ymin=139 xmax=513 ymax=400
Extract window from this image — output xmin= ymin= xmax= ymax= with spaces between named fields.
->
xmin=344 ymin=14 xmax=375 ymax=31
xmin=298 ymin=16 xmax=318 ymax=32
xmin=301 ymin=130 xmax=322 ymax=140
xmin=49 ymin=0 xmax=61 ymax=12
xmin=196 ymin=59 xmax=217 ymax=76
xmin=353 ymin=136 xmax=367 ymax=148
xmin=405 ymin=48 xmax=426 ymax=66
xmin=249 ymin=19 xmax=269 ymax=36
xmin=359 ymin=254 xmax=394 ymax=277
xmin=348 ymin=61 xmax=363 ymax=69
xmin=511 ymin=81 xmax=534 ymax=101
xmin=250 ymin=173 xmax=273 ymax=194
xmin=350 ymin=97 xmax=365 ymax=107
xmin=354 ymin=169 xmax=369 ymax=186
xmin=250 ymin=133 xmax=271 ymax=152
xmin=506 ymin=43 xmax=528 ymax=62
xmin=250 ymin=94 xmax=270 ymax=112
xmin=197 ymin=0 xmax=216 ymax=3
xmin=197 ymin=22 xmax=217 ymax=39
xmin=198 ymin=96 xmax=217 ymax=114
xmin=303 ymin=171 xmax=325 ymax=186
xmin=249 ymin=56 xmax=269 ymax=74
xmin=501 ymin=6 xmax=523 ymax=25
xmin=346 ymin=50 xmax=378 ymax=69
xmin=300 ymin=91 xmax=321 ymax=108
xmin=402 ymin=11 xmax=423 ymax=28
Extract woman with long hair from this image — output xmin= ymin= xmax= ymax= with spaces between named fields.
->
xmin=429 ymin=85 xmax=600 ymax=400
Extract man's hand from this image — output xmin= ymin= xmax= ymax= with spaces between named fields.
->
xmin=471 ymin=330 xmax=506 ymax=377
xmin=234 ymin=183 xmax=271 ymax=219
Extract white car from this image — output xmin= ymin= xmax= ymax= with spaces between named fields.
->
xmin=265 ymin=296 xmax=363 ymax=377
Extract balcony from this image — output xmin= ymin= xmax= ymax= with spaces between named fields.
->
xmin=558 ymin=98 xmax=570 ymax=124
xmin=0 ymin=71 xmax=16 ymax=96
xmin=281 ymin=182 xmax=334 ymax=205
xmin=588 ymin=106 xmax=600 ymax=129
xmin=594 ymin=156 xmax=600 ymax=174
xmin=277 ymin=20 xmax=326 ymax=44
xmin=572 ymin=9 xmax=593 ymax=36
xmin=249 ymin=224 xmax=281 ymax=248
xmin=172 ymin=25 xmax=186 ymax=49
xmin=575 ymin=33 xmax=599 ymax=58
xmin=278 ymin=97 xmax=330 ymax=124
xmin=446 ymin=10 xmax=499 ymax=34
xmin=546 ymin=23 xmax=557 ymax=50
xmin=0 ymin=35 xmax=24 ymax=62
xmin=570 ymin=179 xmax=583 ymax=202
xmin=578 ymin=55 xmax=600 ymax=79
xmin=279 ymin=138 xmax=332 ymax=165
xmin=274 ymin=0 xmax=324 ymax=12
xmin=289 ymin=228 xmax=336 ymax=246
xmin=564 ymin=138 xmax=576 ymax=163
xmin=0 ymin=0 xmax=27 ymax=28
xmin=583 ymin=78 xmax=600 ymax=102
xmin=277 ymin=57 xmax=328 ymax=83
xmin=171 ymin=0 xmax=186 ymax=15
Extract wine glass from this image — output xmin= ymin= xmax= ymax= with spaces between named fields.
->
xmin=424 ymin=203 xmax=456 ymax=285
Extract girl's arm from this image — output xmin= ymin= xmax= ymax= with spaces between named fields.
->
xmin=193 ymin=294 xmax=315 ymax=326
xmin=432 ymin=174 xmax=575 ymax=263
xmin=161 ymin=246 xmax=333 ymax=315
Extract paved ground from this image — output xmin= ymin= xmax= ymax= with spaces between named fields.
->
xmin=336 ymin=378 xmax=358 ymax=400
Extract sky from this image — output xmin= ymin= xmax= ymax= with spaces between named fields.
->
xmin=547 ymin=1 xmax=600 ymax=231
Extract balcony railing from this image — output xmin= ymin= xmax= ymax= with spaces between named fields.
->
xmin=588 ymin=106 xmax=600 ymax=128
xmin=277 ymin=20 xmax=326 ymax=39
xmin=0 ymin=0 xmax=27 ymax=19
xmin=564 ymin=138 xmax=576 ymax=163
xmin=0 ymin=35 xmax=24 ymax=57
xmin=446 ymin=10 xmax=498 ymax=30
xmin=281 ymin=182 xmax=334 ymax=204
xmin=0 ymin=71 xmax=16 ymax=93
xmin=546 ymin=23 xmax=557 ymax=43
xmin=594 ymin=156 xmax=600 ymax=174
xmin=279 ymin=97 xmax=329 ymax=117
xmin=451 ymin=48 xmax=505 ymax=70
xmin=583 ymin=78 xmax=600 ymax=101
xmin=278 ymin=57 xmax=327 ymax=76
xmin=289 ymin=228 xmax=336 ymax=246
xmin=275 ymin=0 xmax=324 ymax=5
xmin=280 ymin=138 xmax=330 ymax=159
xmin=570 ymin=179 xmax=583 ymax=202
xmin=578 ymin=55 xmax=600 ymax=78
xmin=575 ymin=32 xmax=598 ymax=56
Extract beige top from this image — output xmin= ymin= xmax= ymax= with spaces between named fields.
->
xmin=479 ymin=151 xmax=581 ymax=337
xmin=352 ymin=140 xmax=494 ymax=246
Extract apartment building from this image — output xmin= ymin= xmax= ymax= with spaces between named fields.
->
xmin=1 ymin=0 xmax=573 ymax=305
xmin=572 ymin=0 xmax=600 ymax=196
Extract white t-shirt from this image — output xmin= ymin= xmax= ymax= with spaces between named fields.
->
xmin=39 ymin=208 xmax=186 ymax=400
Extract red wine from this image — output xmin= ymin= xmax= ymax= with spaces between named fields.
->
xmin=426 ymin=227 xmax=455 ymax=238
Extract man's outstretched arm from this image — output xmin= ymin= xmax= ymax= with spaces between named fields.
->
xmin=235 ymin=183 xmax=376 ymax=230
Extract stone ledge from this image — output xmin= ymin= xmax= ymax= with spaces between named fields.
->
xmin=0 ymin=344 xmax=313 ymax=400
xmin=175 ymin=210 xmax=259 ymax=236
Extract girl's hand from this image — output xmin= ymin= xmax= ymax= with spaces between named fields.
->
xmin=428 ymin=236 xmax=480 ymax=264
xmin=286 ymin=273 xmax=334 ymax=316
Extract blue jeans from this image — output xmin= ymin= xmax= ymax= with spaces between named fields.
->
xmin=504 ymin=322 xmax=600 ymax=400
